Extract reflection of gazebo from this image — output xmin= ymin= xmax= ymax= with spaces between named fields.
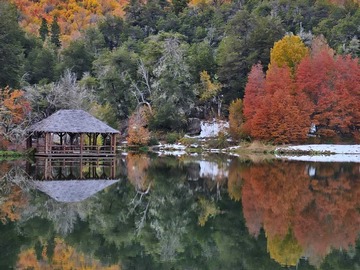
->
xmin=30 ymin=157 xmax=118 ymax=180
xmin=27 ymin=110 xmax=119 ymax=156
xmin=34 ymin=180 xmax=119 ymax=202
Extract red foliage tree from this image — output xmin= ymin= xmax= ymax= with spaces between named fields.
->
xmin=246 ymin=66 xmax=310 ymax=143
xmin=296 ymin=48 xmax=360 ymax=140
xmin=242 ymin=64 xmax=265 ymax=135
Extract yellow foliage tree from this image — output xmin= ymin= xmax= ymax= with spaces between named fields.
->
xmin=228 ymin=98 xmax=243 ymax=140
xmin=199 ymin=70 xmax=222 ymax=102
xmin=269 ymin=35 xmax=309 ymax=71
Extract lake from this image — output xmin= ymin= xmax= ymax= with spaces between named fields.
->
xmin=0 ymin=153 xmax=359 ymax=269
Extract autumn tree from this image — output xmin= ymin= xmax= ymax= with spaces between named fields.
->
xmin=242 ymin=63 xmax=265 ymax=135
xmin=269 ymin=35 xmax=309 ymax=71
xmin=228 ymin=99 xmax=243 ymax=140
xmin=0 ymin=87 xmax=31 ymax=148
xmin=244 ymin=65 xmax=310 ymax=143
xmin=127 ymin=106 xmax=151 ymax=146
xmin=296 ymin=45 xmax=360 ymax=140
xmin=198 ymin=70 xmax=222 ymax=117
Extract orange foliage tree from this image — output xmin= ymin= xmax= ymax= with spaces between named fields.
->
xmin=0 ymin=87 xmax=31 ymax=149
xmin=10 ymin=0 xmax=127 ymax=44
xmin=127 ymin=106 xmax=151 ymax=146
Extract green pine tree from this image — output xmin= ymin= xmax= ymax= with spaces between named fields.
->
xmin=50 ymin=16 xmax=61 ymax=48
xmin=39 ymin=18 xmax=49 ymax=41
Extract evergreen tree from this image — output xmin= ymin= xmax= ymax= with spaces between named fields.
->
xmin=39 ymin=18 xmax=48 ymax=41
xmin=50 ymin=16 xmax=61 ymax=48
xmin=0 ymin=2 xmax=25 ymax=88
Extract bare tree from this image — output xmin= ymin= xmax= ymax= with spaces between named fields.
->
xmin=25 ymin=69 xmax=96 ymax=120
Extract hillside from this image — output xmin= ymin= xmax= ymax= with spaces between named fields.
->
xmin=10 ymin=0 xmax=127 ymax=44
xmin=0 ymin=0 xmax=359 ymax=147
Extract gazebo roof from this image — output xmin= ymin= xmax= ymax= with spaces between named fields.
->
xmin=29 ymin=109 xmax=119 ymax=134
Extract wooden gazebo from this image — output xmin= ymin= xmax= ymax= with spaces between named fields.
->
xmin=27 ymin=110 xmax=120 ymax=156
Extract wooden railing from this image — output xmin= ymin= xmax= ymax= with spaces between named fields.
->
xmin=36 ymin=145 xmax=115 ymax=156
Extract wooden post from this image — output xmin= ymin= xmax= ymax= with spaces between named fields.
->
xmin=111 ymin=134 xmax=116 ymax=154
xmin=111 ymin=158 xmax=116 ymax=178
xmin=80 ymin=133 xmax=84 ymax=155
xmin=80 ymin=157 xmax=83 ymax=179
xmin=26 ymin=135 xmax=32 ymax=149
xmin=45 ymin=133 xmax=49 ymax=154
xmin=49 ymin=133 xmax=53 ymax=153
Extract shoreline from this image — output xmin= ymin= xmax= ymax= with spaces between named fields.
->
xmin=149 ymin=142 xmax=360 ymax=163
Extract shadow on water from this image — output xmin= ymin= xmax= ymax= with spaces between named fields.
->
xmin=0 ymin=154 xmax=359 ymax=269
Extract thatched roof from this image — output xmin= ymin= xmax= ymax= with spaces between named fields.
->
xmin=29 ymin=110 xmax=119 ymax=134
xmin=34 ymin=180 xmax=119 ymax=202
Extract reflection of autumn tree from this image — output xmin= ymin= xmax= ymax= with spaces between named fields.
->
xmin=294 ymin=163 xmax=360 ymax=266
xmin=227 ymin=158 xmax=243 ymax=202
xmin=198 ymin=197 xmax=220 ymax=226
xmin=241 ymin=161 xmax=360 ymax=266
xmin=126 ymin=153 xmax=151 ymax=192
xmin=0 ymin=185 xmax=28 ymax=224
xmin=267 ymin=229 xmax=302 ymax=267
xmin=16 ymin=238 xmax=120 ymax=269
xmin=0 ymin=164 xmax=30 ymax=224
xmin=242 ymin=162 xmax=311 ymax=238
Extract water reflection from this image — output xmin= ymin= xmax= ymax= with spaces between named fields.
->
xmin=29 ymin=157 xmax=120 ymax=180
xmin=241 ymin=161 xmax=360 ymax=267
xmin=0 ymin=155 xmax=359 ymax=269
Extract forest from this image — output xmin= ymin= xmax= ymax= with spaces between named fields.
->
xmin=0 ymin=0 xmax=360 ymax=147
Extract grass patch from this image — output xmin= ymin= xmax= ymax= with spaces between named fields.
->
xmin=166 ymin=132 xmax=182 ymax=144
xmin=179 ymin=136 xmax=200 ymax=146
xmin=205 ymin=132 xmax=229 ymax=149
xmin=233 ymin=141 xmax=277 ymax=154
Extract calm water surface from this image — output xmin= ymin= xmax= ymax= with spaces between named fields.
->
xmin=0 ymin=154 xmax=360 ymax=269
